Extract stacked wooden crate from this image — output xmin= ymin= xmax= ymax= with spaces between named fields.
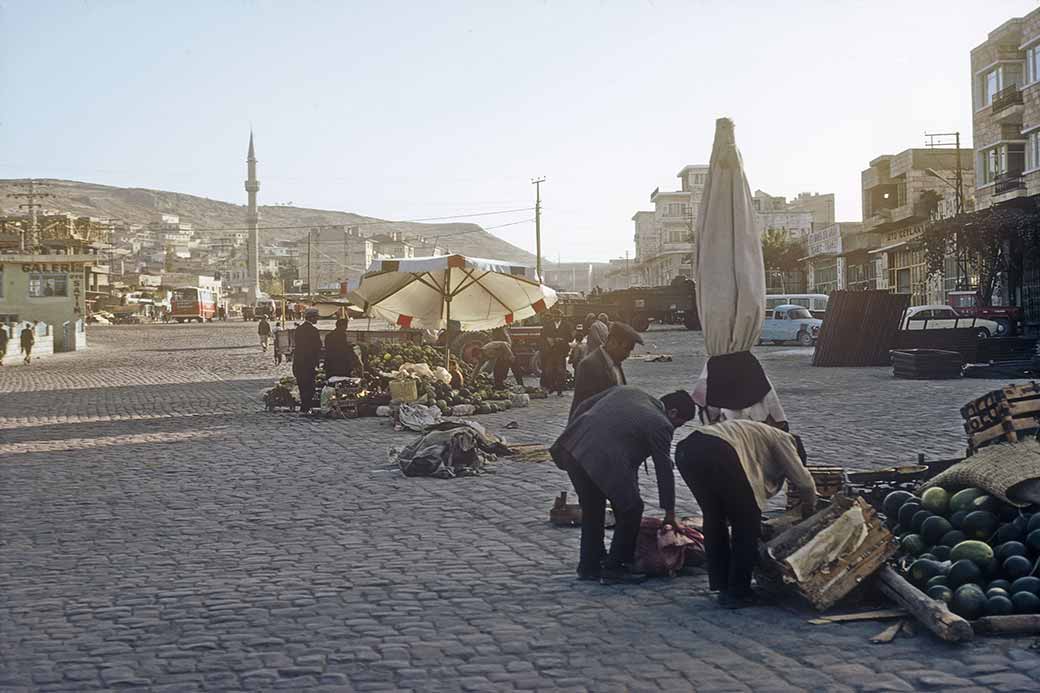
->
xmin=786 ymin=465 xmax=847 ymax=510
xmin=961 ymin=381 xmax=1040 ymax=452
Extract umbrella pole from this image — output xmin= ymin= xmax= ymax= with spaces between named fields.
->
xmin=444 ymin=269 xmax=452 ymax=369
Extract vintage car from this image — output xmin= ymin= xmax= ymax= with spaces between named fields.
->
xmin=900 ymin=305 xmax=1002 ymax=339
xmin=759 ymin=304 xmax=822 ymax=346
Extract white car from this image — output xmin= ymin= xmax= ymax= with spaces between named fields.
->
xmin=900 ymin=305 xmax=1002 ymax=339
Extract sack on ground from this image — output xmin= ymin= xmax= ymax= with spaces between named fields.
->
xmin=633 ymin=517 xmax=706 ymax=577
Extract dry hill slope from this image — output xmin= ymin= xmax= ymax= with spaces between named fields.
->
xmin=0 ymin=179 xmax=537 ymax=265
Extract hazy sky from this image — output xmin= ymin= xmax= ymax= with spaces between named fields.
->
xmin=3 ymin=0 xmax=1038 ymax=262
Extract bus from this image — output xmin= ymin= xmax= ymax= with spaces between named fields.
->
xmin=170 ymin=287 xmax=218 ymax=323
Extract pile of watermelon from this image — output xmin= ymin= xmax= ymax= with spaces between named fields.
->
xmin=883 ymin=487 xmax=1040 ymax=619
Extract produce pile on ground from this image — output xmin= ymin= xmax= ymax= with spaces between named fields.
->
xmin=884 ymin=487 xmax=1040 ymax=619
xmin=263 ymin=376 xmax=299 ymax=410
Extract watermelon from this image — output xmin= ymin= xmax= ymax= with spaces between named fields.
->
xmin=920 ymin=487 xmax=949 ymax=515
xmin=949 ymin=540 xmax=994 ymax=565
xmin=1028 ymin=514 xmax=1040 ymax=533
xmin=921 ymin=516 xmax=953 ymax=545
xmin=986 ymin=587 xmax=1009 ymax=599
xmin=926 ymin=575 xmax=949 ymax=589
xmin=949 ymin=488 xmax=987 ymax=514
xmin=949 ymin=511 xmax=969 ymax=530
xmin=950 ymin=584 xmax=987 ymax=619
xmin=992 ymin=523 xmax=1024 ymax=544
xmin=988 ymin=579 xmax=1012 ymax=592
xmin=1026 ymin=529 xmax=1040 ymax=554
xmin=927 ymin=585 xmax=954 ymax=603
xmin=909 ymin=559 xmax=945 ymax=585
xmin=898 ymin=502 xmax=923 ymax=530
xmin=911 ymin=509 xmax=934 ymax=533
xmin=882 ymin=490 xmax=915 ymax=520
xmin=1010 ymin=576 xmax=1040 ymax=595
xmin=962 ymin=511 xmax=1000 ymax=540
xmin=931 ymin=545 xmax=952 ymax=562
xmin=1003 ymin=555 xmax=1033 ymax=579
xmin=970 ymin=495 xmax=1000 ymax=514
xmin=1011 ymin=591 xmax=1040 ymax=614
xmin=947 ymin=560 xmax=983 ymax=588
xmin=986 ymin=595 xmax=1015 ymax=616
xmin=994 ymin=541 xmax=1027 ymax=562
xmin=900 ymin=534 xmax=928 ymax=557
xmin=940 ymin=530 xmax=967 ymax=547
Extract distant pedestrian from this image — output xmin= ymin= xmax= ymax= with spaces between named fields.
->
xmin=0 ymin=325 xmax=8 ymax=365
xmin=293 ymin=309 xmax=323 ymax=412
xmin=258 ymin=316 xmax=272 ymax=351
xmin=218 ymin=305 xmax=227 ymax=321
xmin=539 ymin=308 xmax=572 ymax=395
xmin=570 ymin=322 xmax=641 ymax=419
xmin=20 ymin=324 xmax=36 ymax=365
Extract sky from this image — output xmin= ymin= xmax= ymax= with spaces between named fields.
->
xmin=3 ymin=0 xmax=1039 ymax=262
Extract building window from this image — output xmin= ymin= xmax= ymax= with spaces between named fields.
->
xmin=1028 ymin=131 xmax=1040 ymax=172
xmin=982 ymin=67 xmax=1002 ymax=106
xmin=1027 ymin=45 xmax=1040 ymax=85
xmin=981 ymin=145 xmax=1008 ymax=184
xmin=28 ymin=272 xmax=68 ymax=297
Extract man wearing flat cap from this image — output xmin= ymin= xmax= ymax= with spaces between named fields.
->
xmin=293 ymin=308 xmax=322 ymax=412
xmin=570 ymin=321 xmax=642 ymax=419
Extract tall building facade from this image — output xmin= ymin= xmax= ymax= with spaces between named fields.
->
xmin=630 ymin=164 xmax=708 ymax=286
xmin=244 ymin=132 xmax=260 ymax=302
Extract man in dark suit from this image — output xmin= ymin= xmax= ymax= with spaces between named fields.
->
xmin=550 ymin=385 xmax=698 ymax=584
xmin=293 ymin=308 xmax=323 ymax=412
xmin=539 ymin=308 xmax=573 ymax=395
xmin=570 ymin=322 xmax=642 ymax=419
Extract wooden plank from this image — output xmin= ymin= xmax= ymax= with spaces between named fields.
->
xmin=870 ymin=620 xmax=906 ymax=643
xmin=808 ymin=608 xmax=906 ymax=625
xmin=969 ymin=417 xmax=1040 ymax=448
xmin=876 ymin=566 xmax=974 ymax=642
xmin=971 ymin=614 xmax=1040 ymax=635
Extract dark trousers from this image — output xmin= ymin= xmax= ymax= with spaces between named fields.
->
xmin=492 ymin=358 xmax=524 ymax=389
xmin=566 ymin=463 xmax=643 ymax=574
xmin=675 ymin=432 xmax=761 ymax=596
xmin=540 ymin=345 xmax=569 ymax=393
xmin=293 ymin=361 xmax=317 ymax=411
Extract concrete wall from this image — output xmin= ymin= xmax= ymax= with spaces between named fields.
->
xmin=1 ymin=322 xmax=54 ymax=365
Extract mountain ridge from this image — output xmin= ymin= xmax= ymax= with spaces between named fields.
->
xmin=0 ymin=178 xmax=537 ymax=265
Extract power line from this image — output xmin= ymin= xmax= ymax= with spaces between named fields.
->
xmin=6 ymin=179 xmax=53 ymax=252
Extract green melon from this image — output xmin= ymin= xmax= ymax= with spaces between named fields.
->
xmin=986 ymin=587 xmax=1009 ymax=599
xmin=1012 ymin=591 xmax=1040 ymax=614
xmin=1028 ymin=514 xmax=1040 ymax=533
xmin=911 ymin=510 xmax=934 ymax=534
xmin=949 ymin=511 xmax=970 ymax=529
xmin=947 ymin=559 xmax=982 ymax=588
xmin=908 ymin=559 xmax=945 ymax=585
xmin=926 ymin=575 xmax=949 ymax=589
xmin=1027 ymin=529 xmax=1040 ymax=554
xmin=950 ymin=584 xmax=987 ymax=619
xmin=986 ymin=595 xmax=1015 ymax=616
xmin=940 ymin=529 xmax=968 ymax=547
xmin=927 ymin=585 xmax=954 ymax=603
xmin=994 ymin=541 xmax=1027 ymax=562
xmin=920 ymin=487 xmax=949 ymax=515
xmin=988 ymin=579 xmax=1012 ymax=592
xmin=950 ymin=540 xmax=994 ymax=565
xmin=900 ymin=534 xmax=928 ymax=557
xmin=882 ymin=490 xmax=915 ymax=520
xmin=949 ymin=488 xmax=987 ymax=514
xmin=1010 ymin=576 xmax=1040 ymax=595
xmin=921 ymin=516 xmax=953 ymax=545
xmin=930 ymin=545 xmax=952 ymax=562
xmin=1003 ymin=555 xmax=1033 ymax=579
xmin=962 ymin=511 xmax=1000 ymax=540
xmin=898 ymin=502 xmax=923 ymax=530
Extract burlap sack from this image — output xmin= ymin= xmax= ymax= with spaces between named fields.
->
xmin=920 ymin=438 xmax=1040 ymax=507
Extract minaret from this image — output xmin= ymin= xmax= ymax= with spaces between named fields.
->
xmin=245 ymin=131 xmax=260 ymax=302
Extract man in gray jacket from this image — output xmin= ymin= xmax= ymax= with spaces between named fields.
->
xmin=569 ymin=322 xmax=641 ymax=419
xmin=550 ymin=385 xmax=698 ymax=583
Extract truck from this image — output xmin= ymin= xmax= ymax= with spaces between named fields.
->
xmin=946 ymin=291 xmax=1019 ymax=336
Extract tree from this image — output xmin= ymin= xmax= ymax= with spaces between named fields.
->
xmin=762 ymin=228 xmax=807 ymax=292
xmin=912 ymin=200 xmax=1040 ymax=306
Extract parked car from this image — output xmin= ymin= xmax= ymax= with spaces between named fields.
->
xmin=900 ymin=305 xmax=1002 ymax=339
xmin=946 ymin=291 xmax=1020 ymax=336
xmin=760 ymin=304 xmax=822 ymax=346
xmin=766 ymin=293 xmax=829 ymax=319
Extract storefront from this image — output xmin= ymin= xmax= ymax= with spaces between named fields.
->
xmin=0 ymin=254 xmax=93 ymax=352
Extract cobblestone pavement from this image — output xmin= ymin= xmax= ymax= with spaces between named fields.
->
xmin=1 ymin=323 xmax=1038 ymax=692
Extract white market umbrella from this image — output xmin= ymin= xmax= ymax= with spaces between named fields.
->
xmin=348 ymin=254 xmax=558 ymax=365
xmin=694 ymin=118 xmax=786 ymax=423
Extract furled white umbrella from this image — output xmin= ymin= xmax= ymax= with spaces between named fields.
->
xmin=694 ymin=118 xmax=786 ymax=424
xmin=348 ymin=254 xmax=558 ymax=364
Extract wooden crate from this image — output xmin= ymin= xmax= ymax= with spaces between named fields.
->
xmin=962 ymin=382 xmax=1040 ymax=452
xmin=759 ymin=495 xmax=896 ymax=611
xmin=786 ymin=465 xmax=846 ymax=510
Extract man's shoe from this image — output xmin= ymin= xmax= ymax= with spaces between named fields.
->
xmin=599 ymin=563 xmax=647 ymax=585
xmin=717 ymin=590 xmax=766 ymax=609
xmin=577 ymin=570 xmax=601 ymax=582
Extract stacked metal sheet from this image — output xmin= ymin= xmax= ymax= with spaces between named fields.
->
xmin=812 ymin=290 xmax=911 ymax=367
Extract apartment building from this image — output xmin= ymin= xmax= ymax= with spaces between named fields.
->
xmin=802 ymin=222 xmax=865 ymax=295
xmin=630 ymin=164 xmax=708 ymax=287
xmin=752 ymin=190 xmax=820 ymax=239
xmin=972 ymin=9 xmax=1040 ymax=208
xmin=861 ymin=148 xmax=974 ymax=305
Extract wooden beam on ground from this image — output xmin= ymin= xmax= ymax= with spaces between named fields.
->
xmin=808 ymin=608 xmax=907 ymax=625
xmin=877 ymin=566 xmax=973 ymax=642
xmin=971 ymin=615 xmax=1040 ymax=635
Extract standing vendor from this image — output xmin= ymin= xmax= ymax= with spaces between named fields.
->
xmin=539 ymin=308 xmax=572 ymax=395
xmin=323 ymin=317 xmax=357 ymax=378
xmin=570 ymin=322 xmax=641 ymax=418
xmin=551 ymin=385 xmax=697 ymax=584
xmin=293 ymin=308 xmax=323 ymax=412
xmin=675 ymin=412 xmax=816 ymax=608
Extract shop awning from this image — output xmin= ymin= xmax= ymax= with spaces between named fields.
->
xmin=869 ymin=241 xmax=907 ymax=254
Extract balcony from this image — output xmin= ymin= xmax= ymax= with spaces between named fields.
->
xmin=993 ymin=174 xmax=1026 ymax=196
xmin=992 ymin=86 xmax=1025 ymax=123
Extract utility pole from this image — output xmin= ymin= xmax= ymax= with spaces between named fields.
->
xmin=307 ymin=229 xmax=312 ymax=296
xmin=925 ymin=131 xmax=968 ymax=290
xmin=531 ymin=177 xmax=545 ymax=282
xmin=7 ymin=179 xmax=53 ymax=253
